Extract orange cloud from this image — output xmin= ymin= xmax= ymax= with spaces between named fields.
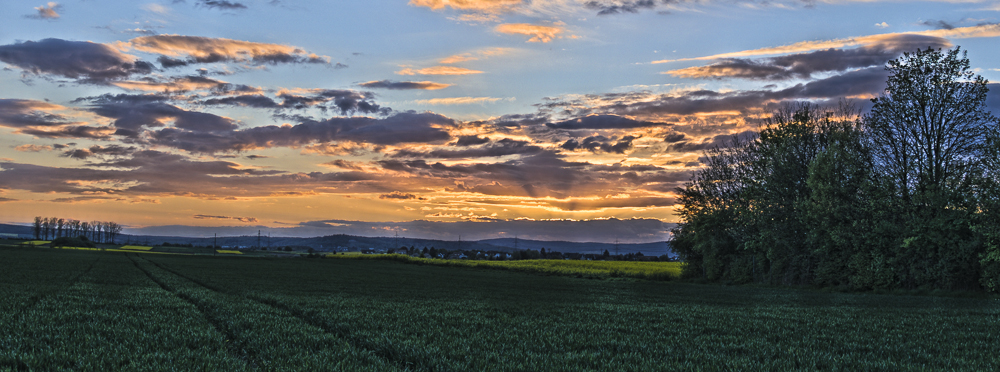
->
xmin=14 ymin=144 xmax=53 ymax=152
xmin=409 ymin=0 xmax=523 ymax=12
xmin=396 ymin=66 xmax=484 ymax=75
xmin=495 ymin=23 xmax=563 ymax=43
xmin=440 ymin=47 xmax=511 ymax=64
xmin=653 ymin=23 xmax=999 ymax=64
xmin=123 ymin=35 xmax=330 ymax=65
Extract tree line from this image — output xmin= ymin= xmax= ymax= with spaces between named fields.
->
xmin=32 ymin=216 xmax=124 ymax=244
xmin=671 ymin=47 xmax=1000 ymax=292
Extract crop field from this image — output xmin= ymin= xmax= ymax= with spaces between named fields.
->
xmin=334 ymin=254 xmax=683 ymax=280
xmin=2 ymin=246 xmax=999 ymax=371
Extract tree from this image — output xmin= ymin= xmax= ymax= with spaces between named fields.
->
xmin=864 ymin=47 xmax=998 ymax=290
xmin=866 ymin=47 xmax=996 ymax=203
xmin=33 ymin=217 xmax=42 ymax=240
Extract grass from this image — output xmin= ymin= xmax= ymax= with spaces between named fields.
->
xmin=1 ymin=245 xmax=999 ymax=370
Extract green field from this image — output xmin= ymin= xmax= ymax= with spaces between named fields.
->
xmin=2 ymin=246 xmax=999 ymax=371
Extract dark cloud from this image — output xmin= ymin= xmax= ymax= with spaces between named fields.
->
xmin=19 ymin=125 xmax=114 ymax=139
xmin=201 ymin=95 xmax=280 ymax=109
xmin=193 ymin=214 xmax=258 ymax=222
xmin=379 ymin=191 xmax=425 ymax=200
xmin=0 ymin=99 xmax=76 ymax=128
xmin=0 ymin=39 xmax=153 ymax=83
xmin=276 ymin=90 xmax=386 ymax=115
xmin=393 ymin=138 xmax=545 ymax=159
xmin=198 ymin=1 xmax=248 ymax=10
xmin=919 ymin=19 xmax=955 ymax=30
xmin=0 ymin=155 xmax=399 ymax=199
xmin=61 ymin=145 xmax=137 ymax=160
xmin=544 ymin=67 xmax=889 ymax=118
xmin=358 ymin=80 xmax=451 ymax=90
xmin=663 ymin=132 xmax=686 ymax=143
xmin=127 ymin=35 xmax=328 ymax=66
xmin=455 ymin=135 xmax=491 ymax=146
xmin=149 ymin=112 xmax=455 ymax=153
xmin=546 ymin=115 xmax=666 ymax=130
xmin=667 ymin=34 xmax=951 ymax=81
xmin=665 ymin=130 xmax=756 ymax=152
xmin=561 ymin=135 xmax=636 ymax=154
xmin=81 ymin=94 xmax=238 ymax=134
xmin=584 ymin=0 xmax=660 ymax=15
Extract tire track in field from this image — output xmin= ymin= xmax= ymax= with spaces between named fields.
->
xmin=126 ymin=254 xmax=255 ymax=370
xmin=140 ymin=255 xmax=434 ymax=371
xmin=18 ymin=256 xmax=100 ymax=312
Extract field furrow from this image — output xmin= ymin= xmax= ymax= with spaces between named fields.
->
xmin=132 ymin=254 xmax=405 ymax=371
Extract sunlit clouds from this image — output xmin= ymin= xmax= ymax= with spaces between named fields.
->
xmin=495 ymin=23 xmax=564 ymax=43
xmin=1 ymin=0 xmax=999 ymax=242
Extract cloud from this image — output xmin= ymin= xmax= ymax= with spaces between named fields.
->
xmin=358 ymin=80 xmax=452 ymax=90
xmin=149 ymin=112 xmax=455 ymax=153
xmin=652 ymin=23 xmax=1000 ymax=64
xmin=0 ymin=39 xmax=153 ymax=83
xmin=546 ymin=114 xmax=666 ymax=130
xmin=440 ymin=47 xmax=511 ymax=64
xmin=111 ymin=75 xmax=231 ymax=92
xmin=198 ymin=0 xmax=247 ymax=10
xmin=495 ymin=23 xmax=563 ymax=43
xmin=875 ymin=22 xmax=889 ymax=29
xmin=193 ymin=214 xmax=258 ymax=222
xmin=60 ymin=145 xmax=137 ymax=160
xmin=142 ymin=3 xmax=171 ymax=14
xmin=392 ymin=138 xmax=545 ymax=159
xmin=26 ymin=2 xmax=61 ymax=19
xmin=80 ymin=94 xmax=238 ymax=135
xmin=125 ymin=35 xmax=330 ymax=66
xmin=664 ymin=34 xmax=951 ymax=80
xmin=0 ymin=99 xmax=77 ymax=128
xmin=541 ymin=67 xmax=890 ymax=118
xmin=408 ymin=0 xmax=524 ymax=12
xmin=412 ymin=97 xmax=510 ymax=105
xmin=561 ymin=135 xmax=637 ymax=154
xmin=396 ymin=66 xmax=483 ymax=75
xmin=379 ymin=191 xmax=425 ymax=200
xmin=14 ymin=144 xmax=54 ymax=152
xmin=584 ymin=0 xmax=660 ymax=15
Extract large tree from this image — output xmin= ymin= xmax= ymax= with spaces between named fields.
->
xmin=865 ymin=47 xmax=996 ymax=203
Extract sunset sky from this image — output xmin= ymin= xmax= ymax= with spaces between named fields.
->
xmin=2 ymin=0 xmax=999 ymax=242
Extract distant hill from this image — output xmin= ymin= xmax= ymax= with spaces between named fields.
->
xmin=0 ymin=223 xmax=674 ymax=257
xmin=480 ymin=238 xmax=674 ymax=257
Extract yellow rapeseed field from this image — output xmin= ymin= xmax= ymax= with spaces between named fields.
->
xmin=119 ymin=245 xmax=153 ymax=251
xmin=216 ymin=250 xmax=243 ymax=254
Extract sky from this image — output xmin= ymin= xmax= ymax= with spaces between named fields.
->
xmin=1 ymin=0 xmax=999 ymax=242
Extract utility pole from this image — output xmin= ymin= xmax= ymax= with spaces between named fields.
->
xmin=394 ymin=230 xmax=398 ymax=250
xmin=514 ymin=235 xmax=519 ymax=251
xmin=257 ymin=230 xmax=261 ymax=250
xmin=268 ymin=232 xmax=271 ymax=250
xmin=214 ymin=233 xmax=217 ymax=256
xmin=614 ymin=238 xmax=619 ymax=257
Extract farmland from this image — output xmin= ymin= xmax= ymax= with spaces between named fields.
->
xmin=2 ymin=246 xmax=999 ymax=370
